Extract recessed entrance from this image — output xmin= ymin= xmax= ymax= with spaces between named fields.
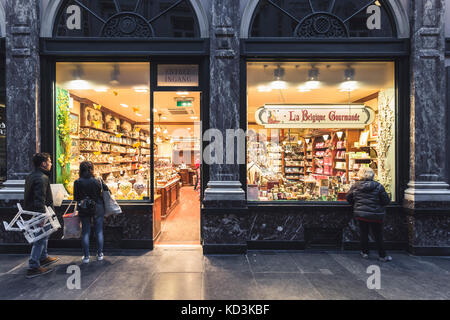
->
xmin=153 ymin=91 xmax=202 ymax=246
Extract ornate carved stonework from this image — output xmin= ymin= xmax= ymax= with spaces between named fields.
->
xmin=101 ymin=13 xmax=154 ymax=37
xmin=295 ymin=13 xmax=349 ymax=38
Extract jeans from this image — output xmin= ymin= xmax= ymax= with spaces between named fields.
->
xmin=359 ymin=220 xmax=386 ymax=258
xmin=29 ymin=236 xmax=48 ymax=269
xmin=80 ymin=202 xmax=105 ymax=258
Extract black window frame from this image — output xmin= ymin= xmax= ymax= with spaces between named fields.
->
xmin=240 ymin=43 xmax=410 ymax=207
xmin=40 ymin=39 xmax=209 ymax=206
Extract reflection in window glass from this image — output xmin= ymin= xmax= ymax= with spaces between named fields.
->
xmin=247 ymin=62 xmax=396 ymax=202
xmin=56 ymin=62 xmax=151 ymax=201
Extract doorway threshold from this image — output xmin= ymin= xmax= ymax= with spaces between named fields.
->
xmin=155 ymin=244 xmax=202 ymax=249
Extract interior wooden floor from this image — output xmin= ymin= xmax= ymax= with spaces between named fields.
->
xmin=155 ymin=186 xmax=201 ymax=245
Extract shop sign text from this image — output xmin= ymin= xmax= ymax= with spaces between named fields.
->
xmin=255 ymin=105 xmax=375 ymax=129
xmin=157 ymin=65 xmax=199 ymax=87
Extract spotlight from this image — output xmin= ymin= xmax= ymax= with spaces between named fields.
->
xmin=110 ymin=65 xmax=120 ymax=85
xmin=270 ymin=65 xmax=287 ymax=90
xmin=305 ymin=67 xmax=320 ymax=89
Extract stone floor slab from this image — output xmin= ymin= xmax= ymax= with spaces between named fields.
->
xmin=203 ymin=272 xmax=260 ymax=300
xmin=254 ymin=273 xmax=323 ymax=300
xmin=247 ymin=252 xmax=300 ymax=273
xmin=143 ymin=272 xmax=203 ymax=300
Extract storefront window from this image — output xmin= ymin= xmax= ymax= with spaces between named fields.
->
xmin=250 ymin=0 xmax=395 ymax=38
xmin=247 ymin=61 xmax=396 ymax=202
xmin=54 ymin=0 xmax=199 ymax=38
xmin=56 ymin=62 xmax=151 ymax=201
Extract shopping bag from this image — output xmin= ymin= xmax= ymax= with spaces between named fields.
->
xmin=103 ymin=190 xmax=122 ymax=217
xmin=62 ymin=201 xmax=81 ymax=239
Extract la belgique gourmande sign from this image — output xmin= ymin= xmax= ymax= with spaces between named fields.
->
xmin=255 ymin=104 xmax=375 ymax=129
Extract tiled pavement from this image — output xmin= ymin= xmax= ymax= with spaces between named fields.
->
xmin=0 ymin=247 xmax=449 ymax=300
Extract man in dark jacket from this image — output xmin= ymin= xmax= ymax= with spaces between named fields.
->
xmin=346 ymin=167 xmax=392 ymax=262
xmin=24 ymin=153 xmax=60 ymax=278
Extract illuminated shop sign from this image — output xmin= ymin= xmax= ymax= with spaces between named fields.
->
xmin=255 ymin=104 xmax=375 ymax=129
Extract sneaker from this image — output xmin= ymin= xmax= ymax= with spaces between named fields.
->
xmin=378 ymin=255 xmax=393 ymax=262
xmin=360 ymin=252 xmax=369 ymax=259
xmin=40 ymin=256 xmax=60 ymax=268
xmin=26 ymin=267 xmax=53 ymax=279
xmin=82 ymin=256 xmax=90 ymax=264
xmin=97 ymin=253 xmax=104 ymax=261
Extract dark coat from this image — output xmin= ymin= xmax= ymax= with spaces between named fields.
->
xmin=73 ymin=176 xmax=105 ymax=218
xmin=73 ymin=177 xmax=103 ymax=203
xmin=346 ymin=180 xmax=391 ymax=221
xmin=24 ymin=168 xmax=54 ymax=213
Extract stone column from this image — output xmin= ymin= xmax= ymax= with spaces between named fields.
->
xmin=201 ymin=0 xmax=247 ymax=253
xmin=0 ymin=0 xmax=40 ymax=202
xmin=404 ymin=0 xmax=450 ymax=254
xmin=204 ymin=0 xmax=245 ymax=206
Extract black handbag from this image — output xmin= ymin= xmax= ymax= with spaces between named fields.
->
xmin=77 ymin=197 xmax=96 ymax=216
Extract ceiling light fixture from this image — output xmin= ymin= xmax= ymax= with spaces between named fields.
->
xmin=95 ymin=88 xmax=108 ymax=92
xmin=73 ymin=65 xmax=83 ymax=80
xmin=340 ymin=65 xmax=357 ymax=92
xmin=270 ymin=65 xmax=287 ymax=90
xmin=110 ymin=64 xmax=120 ymax=85
xmin=120 ymin=104 xmax=129 ymax=108
xmin=323 ymin=134 xmax=330 ymax=141
xmin=336 ymin=131 xmax=344 ymax=139
xmin=69 ymin=65 xmax=90 ymax=89
xmin=305 ymin=66 xmax=320 ymax=90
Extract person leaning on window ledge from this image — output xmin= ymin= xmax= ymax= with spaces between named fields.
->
xmin=346 ymin=167 xmax=392 ymax=262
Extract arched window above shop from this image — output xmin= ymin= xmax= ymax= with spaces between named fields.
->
xmin=53 ymin=0 xmax=200 ymax=38
xmin=250 ymin=0 xmax=396 ymax=38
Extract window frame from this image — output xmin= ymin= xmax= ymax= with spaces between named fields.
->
xmin=241 ymin=56 xmax=409 ymax=207
xmin=41 ymin=55 xmax=208 ymax=206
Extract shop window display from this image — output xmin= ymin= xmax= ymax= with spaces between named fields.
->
xmin=56 ymin=62 xmax=151 ymax=200
xmin=247 ymin=61 xmax=396 ymax=202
